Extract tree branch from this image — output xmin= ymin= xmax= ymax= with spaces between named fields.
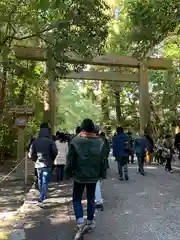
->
xmin=1 ymin=20 xmax=71 ymax=46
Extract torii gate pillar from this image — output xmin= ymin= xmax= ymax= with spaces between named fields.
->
xmin=44 ymin=51 xmax=56 ymax=134
xmin=139 ymin=62 xmax=150 ymax=133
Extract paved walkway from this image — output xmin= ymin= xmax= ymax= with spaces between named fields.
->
xmin=8 ymin=160 xmax=180 ymax=240
xmin=0 ymin=161 xmax=32 ymax=239
xmin=0 ymin=160 xmax=32 ymax=217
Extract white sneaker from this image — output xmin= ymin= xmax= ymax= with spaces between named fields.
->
xmin=74 ymin=222 xmax=88 ymax=240
xmin=76 ymin=222 xmax=85 ymax=230
xmin=86 ymin=220 xmax=96 ymax=231
xmin=76 ymin=218 xmax=86 ymax=231
xmin=36 ymin=201 xmax=44 ymax=208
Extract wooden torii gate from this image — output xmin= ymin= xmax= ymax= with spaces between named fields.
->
xmin=14 ymin=46 xmax=173 ymax=133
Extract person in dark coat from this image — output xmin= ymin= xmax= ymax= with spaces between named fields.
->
xmin=65 ymin=119 xmax=106 ymax=230
xmin=174 ymin=129 xmax=180 ymax=159
xmin=99 ymin=132 xmax=110 ymax=169
xmin=27 ymin=134 xmax=38 ymax=189
xmin=127 ymin=131 xmax=134 ymax=164
xmin=94 ymin=131 xmax=110 ymax=211
xmin=30 ymin=124 xmax=58 ymax=205
xmin=163 ymin=134 xmax=173 ymax=172
xmin=134 ymin=132 xmax=147 ymax=175
xmin=144 ymin=132 xmax=154 ymax=164
xmin=112 ymin=127 xmax=131 ymax=180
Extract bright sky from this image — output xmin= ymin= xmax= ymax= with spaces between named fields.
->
xmin=105 ymin=0 xmax=117 ymax=7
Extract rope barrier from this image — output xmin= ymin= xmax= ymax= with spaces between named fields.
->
xmin=0 ymin=157 xmax=26 ymax=184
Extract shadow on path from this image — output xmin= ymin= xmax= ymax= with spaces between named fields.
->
xmin=22 ymin=181 xmax=75 ymax=240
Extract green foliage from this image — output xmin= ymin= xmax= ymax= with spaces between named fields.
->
xmin=126 ymin=0 xmax=180 ymax=58
xmin=0 ymin=0 xmax=110 ymax=65
xmin=164 ymin=35 xmax=180 ymax=59
xmin=1 ymin=0 xmax=180 ymax=160
xmin=0 ymin=0 xmax=110 ymax=159
xmin=100 ymin=0 xmax=180 ymax=133
xmin=56 ymin=81 xmax=101 ymax=131
xmin=149 ymin=34 xmax=180 ymax=127
xmin=106 ymin=1 xmax=130 ymax=54
xmin=0 ymin=61 xmax=45 ymax=155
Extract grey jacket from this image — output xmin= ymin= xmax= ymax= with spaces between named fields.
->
xmin=30 ymin=128 xmax=58 ymax=168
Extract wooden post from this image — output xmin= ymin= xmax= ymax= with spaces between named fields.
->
xmin=24 ymin=152 xmax=28 ymax=184
xmin=17 ymin=127 xmax=25 ymax=162
xmin=115 ymin=91 xmax=121 ymax=125
xmin=139 ymin=62 xmax=150 ymax=133
xmin=46 ymin=50 xmax=56 ymax=134
xmin=49 ymin=80 xmax=56 ymax=135
xmin=167 ymin=69 xmax=175 ymax=134
xmin=0 ymin=46 xmax=8 ymax=115
xmin=43 ymin=81 xmax=50 ymax=123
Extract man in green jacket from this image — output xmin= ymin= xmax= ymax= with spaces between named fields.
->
xmin=65 ymin=119 xmax=106 ymax=231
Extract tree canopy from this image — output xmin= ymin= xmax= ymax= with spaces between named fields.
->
xmin=0 ymin=0 xmax=110 ymax=67
xmin=0 ymin=0 xmax=110 ymax=158
xmin=126 ymin=0 xmax=180 ymax=58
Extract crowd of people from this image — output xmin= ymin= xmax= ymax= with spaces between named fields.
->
xmin=153 ymin=132 xmax=180 ymax=172
xmin=27 ymin=120 xmax=180 ymax=237
xmin=28 ymin=119 xmax=110 ymax=234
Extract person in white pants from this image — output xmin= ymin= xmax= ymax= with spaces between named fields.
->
xmin=95 ymin=180 xmax=104 ymax=211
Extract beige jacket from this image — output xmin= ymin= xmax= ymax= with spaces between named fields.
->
xmin=54 ymin=140 xmax=68 ymax=165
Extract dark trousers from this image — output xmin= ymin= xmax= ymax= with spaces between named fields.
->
xmin=34 ymin=168 xmax=38 ymax=188
xmin=130 ymin=153 xmax=134 ymax=163
xmin=136 ymin=154 xmax=145 ymax=173
xmin=34 ymin=168 xmax=37 ymax=177
xmin=116 ymin=156 xmax=129 ymax=178
xmin=48 ymin=164 xmax=55 ymax=182
xmin=56 ymin=165 xmax=64 ymax=182
xmin=165 ymin=158 xmax=172 ymax=171
xmin=73 ymin=181 xmax=96 ymax=221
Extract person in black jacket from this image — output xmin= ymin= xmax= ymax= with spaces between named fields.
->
xmin=30 ymin=124 xmax=58 ymax=205
xmin=175 ymin=129 xmax=180 ymax=159
xmin=99 ymin=132 xmax=110 ymax=169
xmin=144 ymin=131 xmax=154 ymax=164
xmin=127 ymin=131 xmax=134 ymax=164
xmin=95 ymin=132 xmax=110 ymax=211
xmin=27 ymin=134 xmax=38 ymax=188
